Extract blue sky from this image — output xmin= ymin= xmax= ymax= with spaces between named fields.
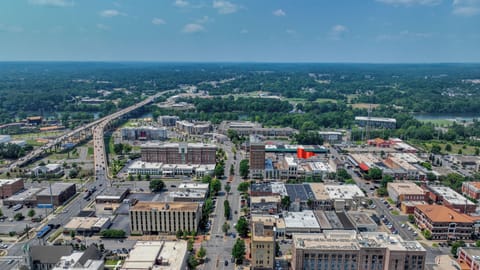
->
xmin=0 ymin=0 xmax=479 ymax=62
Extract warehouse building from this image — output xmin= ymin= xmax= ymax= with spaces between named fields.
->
xmin=0 ymin=178 xmax=24 ymax=199
xmin=36 ymin=183 xmax=76 ymax=206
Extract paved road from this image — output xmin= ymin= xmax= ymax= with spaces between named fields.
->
xmin=203 ymin=141 xmax=243 ymax=270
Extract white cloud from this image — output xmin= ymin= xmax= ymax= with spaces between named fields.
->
xmin=0 ymin=24 xmax=23 ymax=33
xmin=240 ymin=29 xmax=248 ymax=34
xmin=376 ymin=30 xmax=432 ymax=40
xmin=174 ymin=0 xmax=189 ymax=7
xmin=100 ymin=9 xmax=126 ymax=18
xmin=286 ymin=29 xmax=296 ymax=35
xmin=96 ymin=23 xmax=110 ymax=31
xmin=152 ymin=18 xmax=166 ymax=25
xmin=329 ymin=24 xmax=348 ymax=40
xmin=213 ymin=0 xmax=239 ymax=14
xmin=376 ymin=0 xmax=441 ymax=6
xmin=273 ymin=9 xmax=286 ymax=16
xmin=29 ymin=0 xmax=74 ymax=7
xmin=182 ymin=23 xmax=205 ymax=33
xmin=453 ymin=0 xmax=480 ymax=16
xmin=196 ymin=16 xmax=213 ymax=24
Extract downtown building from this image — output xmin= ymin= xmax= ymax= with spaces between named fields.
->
xmin=250 ymin=139 xmax=266 ymax=179
xmin=140 ymin=142 xmax=216 ymax=165
xmin=129 ymin=201 xmax=201 ymax=234
xmin=251 ymin=221 xmax=275 ymax=270
xmin=462 ymin=181 xmax=480 ymax=200
xmin=414 ymin=204 xmax=479 ymax=240
xmin=121 ymin=126 xmax=167 ymax=141
xmin=292 ymin=231 xmax=426 ymax=270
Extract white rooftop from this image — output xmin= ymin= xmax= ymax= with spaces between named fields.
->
xmin=430 ymin=186 xmax=475 ymax=206
xmin=284 ymin=210 xmax=320 ymax=230
xmin=122 ymin=241 xmax=187 ymax=270
xmin=325 ymin=184 xmax=365 ymax=200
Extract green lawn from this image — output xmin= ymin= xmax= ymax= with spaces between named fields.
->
xmin=315 ymin=98 xmax=337 ymax=103
xmin=418 ymin=119 xmax=453 ymax=126
xmin=12 ymin=131 xmax=64 ymax=140
xmin=420 ymin=141 xmax=478 ymax=155
xmin=87 ymin=147 xmax=94 ymax=155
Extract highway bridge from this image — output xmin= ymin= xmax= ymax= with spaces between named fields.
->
xmin=9 ymin=91 xmax=167 ymax=171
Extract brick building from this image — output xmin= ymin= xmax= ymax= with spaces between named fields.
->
xmin=414 ymin=205 xmax=478 ymax=240
xmin=463 ymin=182 xmax=480 ymax=200
xmin=141 ymin=142 xmax=216 ymax=165
xmin=0 ymin=178 xmax=24 ymax=199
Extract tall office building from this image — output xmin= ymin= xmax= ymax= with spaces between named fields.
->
xmin=129 ymin=202 xmax=201 ymax=234
xmin=251 ymin=221 xmax=275 ymax=270
xmin=292 ymin=231 xmax=426 ymax=270
xmin=250 ymin=136 xmax=265 ymax=179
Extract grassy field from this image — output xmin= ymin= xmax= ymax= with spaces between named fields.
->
xmin=26 ymin=139 xmax=45 ymax=146
xmin=315 ymin=98 xmax=337 ymax=103
xmin=87 ymin=147 xmax=94 ymax=155
xmin=418 ymin=119 xmax=454 ymax=126
xmin=12 ymin=131 xmax=64 ymax=140
xmin=417 ymin=141 xmax=478 ymax=155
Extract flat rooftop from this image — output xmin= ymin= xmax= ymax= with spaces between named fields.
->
xmin=347 ymin=211 xmax=377 ymax=226
xmin=36 ymin=183 xmax=75 ymax=196
xmin=131 ymin=201 xmax=199 ymax=212
xmin=308 ymin=183 xmax=329 ymax=200
xmin=98 ymin=187 xmax=130 ymax=198
xmin=141 ymin=142 xmax=216 ymax=148
xmin=388 ymin=182 xmax=425 ymax=195
xmin=270 ymin=182 xmax=287 ymax=196
xmin=4 ymin=187 xmax=43 ymax=201
xmin=122 ymin=241 xmax=187 ymax=270
xmin=178 ymin=183 xmax=209 ymax=190
xmin=251 ymin=195 xmax=281 ymax=204
xmin=284 ymin=210 xmax=320 ymax=230
xmin=325 ymin=184 xmax=365 ymax=200
xmin=64 ymin=217 xmax=109 ymax=230
xmin=429 ymin=186 xmax=474 ymax=206
xmin=294 ymin=231 xmax=425 ymax=252
xmin=0 ymin=178 xmax=22 ymax=186
xmin=284 ymin=184 xmax=315 ymax=201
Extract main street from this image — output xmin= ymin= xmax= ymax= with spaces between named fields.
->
xmin=203 ymin=141 xmax=243 ymax=270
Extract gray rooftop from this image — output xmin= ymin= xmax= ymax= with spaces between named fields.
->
xmin=37 ymin=183 xmax=75 ymax=196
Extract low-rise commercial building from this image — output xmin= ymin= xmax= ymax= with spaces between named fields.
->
xmin=346 ymin=211 xmax=378 ymax=232
xmin=218 ymin=121 xmax=296 ymax=137
xmin=121 ymin=241 xmax=188 ymax=270
xmin=429 ymin=186 xmax=476 ymax=214
xmin=251 ymin=195 xmax=281 ymax=215
xmin=31 ymin=164 xmax=64 ymax=177
xmin=284 ymin=210 xmax=321 ymax=235
xmin=251 ymin=221 xmax=275 ymax=270
xmin=387 ymin=182 xmax=426 ymax=203
xmin=0 ymin=178 xmax=24 ymax=199
xmin=169 ymin=190 xmax=207 ymax=202
xmin=121 ymin=126 xmax=167 ymax=141
xmin=127 ymin=161 xmax=214 ymax=177
xmin=129 ymin=202 xmax=201 ymax=234
xmin=415 ymin=204 xmax=478 ymax=240
xmin=318 ymin=131 xmax=343 ymax=144
xmin=36 ymin=183 xmax=76 ymax=206
xmin=3 ymin=187 xmax=42 ymax=206
xmin=64 ymin=217 xmax=111 ymax=234
xmin=324 ymin=184 xmax=366 ymax=211
xmin=95 ymin=187 xmax=130 ymax=204
xmin=463 ymin=181 xmax=480 ymax=200
xmin=292 ymin=231 xmax=426 ymax=270
xmin=355 ymin=116 xmax=397 ymax=129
